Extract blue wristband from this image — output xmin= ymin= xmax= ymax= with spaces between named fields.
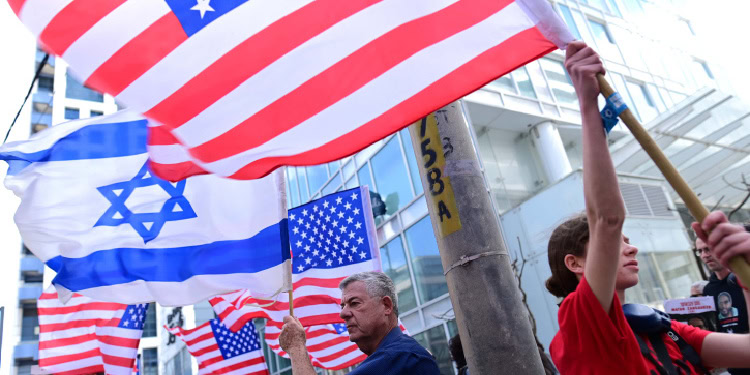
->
xmin=600 ymin=92 xmax=627 ymax=133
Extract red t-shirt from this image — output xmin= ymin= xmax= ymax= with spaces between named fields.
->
xmin=550 ymin=277 xmax=711 ymax=375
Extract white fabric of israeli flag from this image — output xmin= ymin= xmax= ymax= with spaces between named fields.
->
xmin=0 ymin=110 xmax=291 ymax=306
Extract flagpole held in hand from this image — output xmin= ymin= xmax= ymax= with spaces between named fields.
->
xmin=595 ymin=73 xmax=750 ymax=286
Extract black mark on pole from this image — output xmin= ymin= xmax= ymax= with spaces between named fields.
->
xmin=419 ymin=117 xmax=427 ymax=138
xmin=421 ymin=138 xmax=437 ymax=168
xmin=438 ymin=201 xmax=452 ymax=222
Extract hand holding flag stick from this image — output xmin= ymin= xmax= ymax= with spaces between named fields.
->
xmin=594 ymin=73 xmax=750 ymax=286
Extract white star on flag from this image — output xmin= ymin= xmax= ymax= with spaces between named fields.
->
xmin=190 ymin=0 xmax=215 ymax=19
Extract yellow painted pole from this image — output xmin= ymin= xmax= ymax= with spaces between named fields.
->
xmin=596 ymin=74 xmax=750 ymax=286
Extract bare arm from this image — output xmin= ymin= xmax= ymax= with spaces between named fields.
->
xmin=566 ymin=41 xmax=626 ymax=312
xmin=279 ymin=316 xmax=317 ymax=375
xmin=693 ymin=212 xmax=750 ymax=367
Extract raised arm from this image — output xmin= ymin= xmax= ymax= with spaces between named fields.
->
xmin=692 ymin=212 xmax=750 ymax=368
xmin=565 ymin=41 xmax=626 ymax=312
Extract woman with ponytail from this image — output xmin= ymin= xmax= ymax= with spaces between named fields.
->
xmin=546 ymin=41 xmax=750 ymax=374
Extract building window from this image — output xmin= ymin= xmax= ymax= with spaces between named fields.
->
xmin=487 ymin=74 xmax=516 ymax=93
xmin=606 ymin=0 xmax=622 ymax=16
xmin=588 ymin=19 xmax=615 ymax=45
xmin=37 ymin=76 xmax=53 ymax=92
xmin=22 ymin=272 xmax=43 ymax=284
xmin=512 ymin=66 xmax=536 ymax=99
xmin=142 ymin=348 xmax=158 ymax=375
xmin=306 ymin=165 xmax=329 ymax=195
xmin=296 ymin=167 xmax=310 ymax=203
xmin=413 ymin=325 xmax=453 ymax=375
xmin=625 ymin=80 xmax=659 ymax=122
xmin=20 ymin=304 xmax=39 ymax=341
xmin=381 ymin=236 xmax=417 ymax=313
xmin=622 ymin=0 xmax=644 ymax=15
xmin=286 ymin=167 xmax=300 ymax=208
xmin=64 ymin=107 xmax=80 ymax=120
xmin=557 ymin=5 xmax=582 ymax=40
xmin=142 ymin=303 xmax=156 ymax=337
xmin=405 ymin=217 xmax=448 ymax=304
xmin=15 ymin=359 xmax=36 ymax=375
xmin=398 ymin=129 xmax=423 ymax=195
xmin=370 ymin=137 xmax=414 ymax=219
xmin=90 ymin=110 xmax=103 ymax=117
xmin=164 ymin=346 xmax=192 ymax=375
xmin=540 ymin=58 xmax=578 ymax=106
xmin=65 ymin=74 xmax=104 ymax=102
xmin=357 ymin=164 xmax=375 ymax=193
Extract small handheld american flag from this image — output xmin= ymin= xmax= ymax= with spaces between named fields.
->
xmin=211 ymin=185 xmax=380 ymax=329
xmin=167 ymin=319 xmax=268 ymax=375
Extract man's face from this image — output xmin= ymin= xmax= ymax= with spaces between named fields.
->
xmin=719 ymin=294 xmax=733 ymax=317
xmin=687 ymin=317 xmax=705 ymax=330
xmin=696 ymin=238 xmax=725 ymax=273
xmin=339 ymin=281 xmax=389 ymax=343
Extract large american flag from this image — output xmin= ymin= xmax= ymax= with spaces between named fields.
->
xmin=37 ymin=286 xmax=146 ymax=375
xmin=263 ymin=320 xmax=409 ymax=370
xmin=210 ymin=186 xmax=380 ymax=329
xmin=9 ymin=0 xmax=572 ymax=181
xmin=167 ymin=319 xmax=268 ymax=375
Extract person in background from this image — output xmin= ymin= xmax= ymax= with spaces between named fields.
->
xmin=449 ymin=334 xmax=469 ymax=375
xmin=697 ymin=234 xmax=750 ymax=375
xmin=278 ymin=272 xmax=440 ymax=375
xmin=692 ymin=280 xmax=709 ymax=297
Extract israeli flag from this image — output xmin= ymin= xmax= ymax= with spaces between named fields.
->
xmin=0 ymin=111 xmax=291 ymax=306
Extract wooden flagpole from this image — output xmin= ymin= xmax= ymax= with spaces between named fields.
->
xmin=596 ymin=74 xmax=750 ymax=286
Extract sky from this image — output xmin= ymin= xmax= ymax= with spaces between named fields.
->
xmin=0 ymin=0 xmax=748 ymax=373
xmin=682 ymin=0 xmax=750 ymax=103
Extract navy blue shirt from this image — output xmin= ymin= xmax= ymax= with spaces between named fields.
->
xmin=350 ymin=326 xmax=440 ymax=375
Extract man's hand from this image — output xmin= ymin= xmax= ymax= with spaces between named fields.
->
xmin=564 ymin=41 xmax=605 ymax=106
xmin=692 ymin=211 xmax=750 ymax=270
xmin=279 ymin=315 xmax=307 ymax=355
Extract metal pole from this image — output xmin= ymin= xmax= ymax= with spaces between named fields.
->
xmin=408 ymin=101 xmax=544 ymax=375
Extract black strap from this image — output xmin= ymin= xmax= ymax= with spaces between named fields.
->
xmin=634 ymin=333 xmax=669 ymax=375
xmin=649 ymin=332 xmax=680 ymax=375
xmin=667 ymin=329 xmax=709 ymax=375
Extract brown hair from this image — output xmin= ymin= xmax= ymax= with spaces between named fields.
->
xmin=545 ymin=215 xmax=589 ymax=298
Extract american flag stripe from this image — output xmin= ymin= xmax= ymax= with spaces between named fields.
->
xmin=63 ymin=0 xmax=172 ymax=82
xmin=86 ymin=11 xmax=185 ymax=96
xmin=39 ymin=0 xmax=126 ymax=56
xmin=12 ymin=0 xmax=569 ymax=181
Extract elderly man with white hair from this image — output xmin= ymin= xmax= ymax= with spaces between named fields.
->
xmin=279 ymin=271 xmax=440 ymax=374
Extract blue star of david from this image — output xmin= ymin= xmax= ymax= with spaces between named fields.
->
xmin=94 ymin=162 xmax=197 ymax=243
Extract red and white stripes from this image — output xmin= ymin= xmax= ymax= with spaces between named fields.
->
xmin=11 ymin=0 xmax=572 ymax=181
xmin=37 ymin=287 xmax=143 ymax=375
